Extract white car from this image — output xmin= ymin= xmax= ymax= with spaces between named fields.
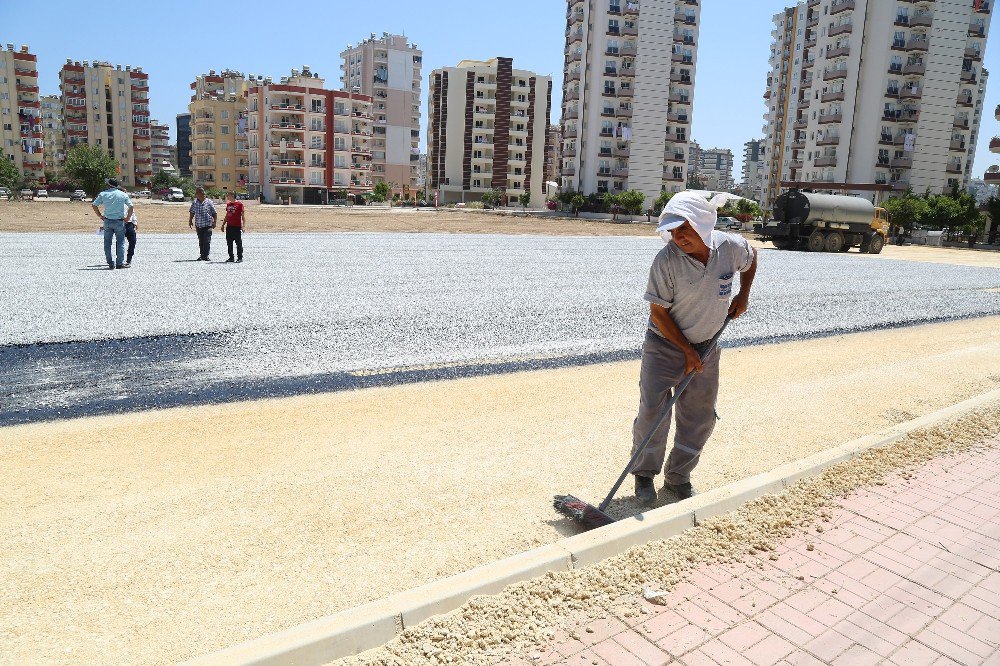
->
xmin=0 ymin=187 xmax=10 ymax=200
xmin=35 ymin=189 xmax=48 ymax=198
xmin=715 ymin=216 xmax=740 ymax=230
xmin=137 ymin=190 xmax=151 ymax=197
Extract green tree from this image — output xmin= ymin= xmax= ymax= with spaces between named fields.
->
xmin=652 ymin=190 xmax=673 ymax=216
xmin=0 ymin=156 xmax=19 ymax=191
xmin=151 ymin=170 xmax=173 ymax=190
xmin=985 ymin=196 xmax=1000 ymax=244
xmin=518 ymin=190 xmax=531 ymax=209
xmin=734 ymin=198 xmax=763 ymax=222
xmin=882 ymin=193 xmax=929 ymax=231
xmin=371 ymin=180 xmax=391 ymax=202
xmin=481 ymin=188 xmax=502 ymax=207
xmin=617 ymin=189 xmax=646 ymax=215
xmin=570 ymin=193 xmax=586 ymax=217
xmin=64 ymin=145 xmax=118 ymax=197
xmin=204 ymin=186 xmax=225 ymax=199
xmin=686 ymin=174 xmax=705 ymax=190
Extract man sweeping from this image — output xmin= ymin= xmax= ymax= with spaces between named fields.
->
xmin=632 ymin=191 xmax=758 ymax=506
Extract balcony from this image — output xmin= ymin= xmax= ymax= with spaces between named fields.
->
xmin=269 ymin=177 xmax=304 ymax=185
xmin=271 ymin=104 xmax=305 ymax=112
xmin=621 ymin=45 xmax=637 ymax=57
xmin=619 ymin=68 xmax=635 ymax=79
xmin=563 ymin=145 xmax=577 ymax=158
xmin=564 ymin=88 xmax=579 ymax=102
xmin=966 ymin=46 xmax=983 ymax=60
xmin=612 ymin=167 xmax=629 ymax=177
xmin=793 ymin=118 xmax=809 ymax=129
xmin=911 ymin=12 xmax=933 ymax=27
xmin=791 ymin=139 xmax=806 ymax=149
xmin=903 ymin=62 xmax=926 ymax=75
xmin=899 ymin=85 xmax=922 ymax=100
xmin=990 ymin=137 xmax=1000 ymax=153
xmin=802 ymin=58 xmax=816 ymax=69
xmin=665 ymin=151 xmax=686 ymax=162
xmin=814 ymin=155 xmax=837 ymax=167
xmin=563 ymin=108 xmax=579 ymax=120
xmin=822 ymin=90 xmax=845 ymax=102
xmin=562 ymin=165 xmax=576 ymax=177
xmin=801 ymin=76 xmax=814 ymax=88
xmin=668 ymin=93 xmax=690 ymax=104
xmin=613 ymin=146 xmax=630 ymax=158
xmin=946 ymin=163 xmax=962 ymax=174
xmin=891 ymin=179 xmax=910 ymax=191
xmin=818 ymin=112 xmax=842 ymax=124
xmin=623 ymin=25 xmax=638 ymax=36
xmin=563 ymin=127 xmax=578 ymax=138
xmin=817 ymin=135 xmax=840 ymax=146
xmin=823 ymin=68 xmax=848 ymax=81
xmin=830 ymin=0 xmax=854 ymax=15
xmin=618 ymin=87 xmax=634 ymax=98
xmin=985 ymin=170 xmax=1000 ymax=183
xmin=969 ymin=23 xmax=985 ymax=37
xmin=789 ymin=160 xmax=804 ymax=169
xmin=829 ymin=23 xmax=853 ymax=37
xmin=954 ymin=117 xmax=970 ymax=129
xmin=826 ymin=45 xmax=850 ymax=58
xmin=617 ymin=107 xmax=633 ymax=118
xmin=899 ymin=110 xmax=920 ymax=123
xmin=270 ymin=123 xmax=305 ymax=131
xmin=567 ymin=51 xmax=582 ymax=64
xmin=891 ymin=157 xmax=913 ymax=168
xmin=953 ymin=139 xmax=969 ymax=152
xmin=906 ymin=36 xmax=929 ymax=51
xmin=268 ymin=159 xmax=305 ymax=167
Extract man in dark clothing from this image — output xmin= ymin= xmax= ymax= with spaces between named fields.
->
xmin=188 ymin=187 xmax=217 ymax=261
xmin=222 ymin=192 xmax=246 ymax=263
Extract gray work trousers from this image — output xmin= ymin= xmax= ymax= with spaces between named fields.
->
xmin=631 ymin=329 xmax=721 ymax=484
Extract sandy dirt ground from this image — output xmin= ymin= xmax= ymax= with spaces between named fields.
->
xmin=0 ymin=199 xmax=660 ymax=237
xmin=3 ymin=317 xmax=1000 ymax=663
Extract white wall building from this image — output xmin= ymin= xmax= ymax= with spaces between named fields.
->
xmin=427 ymin=57 xmax=550 ymax=206
xmin=760 ymin=0 xmax=992 ymax=210
xmin=560 ymin=0 xmax=701 ymax=204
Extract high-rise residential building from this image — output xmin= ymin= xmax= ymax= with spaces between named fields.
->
xmin=188 ymin=70 xmax=249 ymax=191
xmin=560 ymin=0 xmax=701 ymax=203
xmin=151 ymin=120 xmax=172 ymax=174
xmin=698 ymin=147 xmax=734 ymax=190
xmin=59 ymin=59 xmax=152 ymax=187
xmin=427 ymin=57 xmax=551 ymax=206
xmin=176 ymin=113 xmax=192 ymax=176
xmin=1 ymin=44 xmax=43 ymax=183
xmin=760 ymin=0 xmax=992 ymax=210
xmin=544 ymin=124 xmax=562 ymax=193
xmin=246 ymin=66 xmax=374 ymax=204
xmin=687 ymin=140 xmax=701 ymax=177
xmin=41 ymin=94 xmax=64 ymax=178
xmin=742 ymin=138 xmax=765 ymax=201
xmin=340 ymin=33 xmax=422 ymax=194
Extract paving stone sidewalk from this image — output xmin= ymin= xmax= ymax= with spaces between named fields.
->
xmin=508 ymin=445 xmax=1000 ymax=666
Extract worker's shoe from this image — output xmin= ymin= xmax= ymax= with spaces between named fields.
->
xmin=634 ymin=475 xmax=657 ymax=507
xmin=664 ymin=481 xmax=696 ymax=500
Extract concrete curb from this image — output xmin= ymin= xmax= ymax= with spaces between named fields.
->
xmin=187 ymin=388 xmax=1000 ymax=665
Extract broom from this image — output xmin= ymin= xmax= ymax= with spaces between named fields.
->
xmin=553 ymin=317 xmax=732 ymax=530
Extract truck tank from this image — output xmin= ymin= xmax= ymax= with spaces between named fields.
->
xmin=773 ymin=191 xmax=876 ymax=226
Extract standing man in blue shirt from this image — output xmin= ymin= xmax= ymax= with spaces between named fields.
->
xmin=188 ymin=187 xmax=218 ymax=261
xmin=91 ymin=178 xmax=134 ymax=270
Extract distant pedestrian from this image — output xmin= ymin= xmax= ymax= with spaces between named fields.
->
xmin=118 ymin=186 xmax=138 ymax=267
xmin=222 ymin=192 xmax=246 ymax=263
xmin=188 ymin=187 xmax=217 ymax=261
xmin=91 ymin=178 xmax=134 ymax=270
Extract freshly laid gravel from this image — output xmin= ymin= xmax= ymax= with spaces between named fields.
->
xmin=341 ymin=405 xmax=1000 ymax=666
xmin=2 ymin=232 xmax=999 ymax=424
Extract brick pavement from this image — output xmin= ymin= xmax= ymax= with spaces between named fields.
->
xmin=504 ymin=445 xmax=1000 ymax=666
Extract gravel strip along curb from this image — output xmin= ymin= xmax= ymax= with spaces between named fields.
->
xmin=188 ymin=387 xmax=1000 ymax=665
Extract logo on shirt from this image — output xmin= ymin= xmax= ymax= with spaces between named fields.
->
xmin=719 ymin=273 xmax=734 ymax=297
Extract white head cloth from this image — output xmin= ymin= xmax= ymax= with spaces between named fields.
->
xmin=656 ymin=190 xmax=743 ymax=245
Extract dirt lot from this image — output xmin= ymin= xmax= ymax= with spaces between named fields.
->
xmin=3 ymin=317 xmax=1000 ymax=664
xmin=0 ymin=199 xmax=660 ymax=236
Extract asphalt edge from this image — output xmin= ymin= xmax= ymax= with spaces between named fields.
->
xmin=186 ymin=387 xmax=1000 ymax=665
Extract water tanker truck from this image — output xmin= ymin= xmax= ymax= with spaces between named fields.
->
xmin=755 ymin=190 xmax=890 ymax=254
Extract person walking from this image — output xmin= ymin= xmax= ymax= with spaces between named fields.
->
xmin=188 ymin=187 xmax=217 ymax=261
xmin=222 ymin=192 xmax=246 ymax=263
xmin=118 ymin=186 xmax=138 ymax=267
xmin=631 ymin=191 xmax=758 ymax=506
xmin=91 ymin=178 xmax=134 ymax=270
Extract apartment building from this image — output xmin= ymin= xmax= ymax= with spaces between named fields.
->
xmin=188 ymin=70 xmax=249 ymax=191
xmin=176 ymin=113 xmax=192 ymax=176
xmin=59 ymin=59 xmax=152 ymax=187
xmin=560 ymin=0 xmax=701 ymax=203
xmin=760 ymin=0 xmax=992 ymax=210
xmin=0 ymin=44 xmax=43 ymax=183
xmin=246 ymin=66 xmax=374 ymax=204
xmin=41 ymin=95 xmax=64 ymax=177
xmin=698 ymin=147 xmax=734 ymax=190
xmin=151 ymin=120 xmax=172 ymax=174
xmin=741 ymin=138 xmax=765 ymax=200
xmin=545 ymin=124 xmax=562 ymax=192
xmin=340 ymin=33 xmax=422 ymax=194
xmin=427 ymin=57 xmax=551 ymax=206
xmin=687 ymin=140 xmax=701 ymax=178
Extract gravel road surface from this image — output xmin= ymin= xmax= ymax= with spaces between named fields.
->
xmin=2 ymin=231 xmax=999 ymax=424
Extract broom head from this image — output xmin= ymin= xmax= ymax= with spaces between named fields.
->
xmin=553 ymin=494 xmax=616 ymax=530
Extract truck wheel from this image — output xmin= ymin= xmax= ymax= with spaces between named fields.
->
xmin=772 ymin=237 xmax=792 ymax=250
xmin=824 ymin=231 xmax=845 ymax=253
xmin=868 ymin=233 xmax=885 ymax=254
xmin=807 ymin=230 xmax=825 ymax=252
xmin=839 ymin=243 xmax=851 ymax=252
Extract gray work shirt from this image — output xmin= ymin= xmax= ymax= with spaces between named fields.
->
xmin=644 ymin=230 xmax=754 ymax=344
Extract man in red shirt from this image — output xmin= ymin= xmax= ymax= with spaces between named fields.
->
xmin=222 ymin=192 xmax=246 ymax=263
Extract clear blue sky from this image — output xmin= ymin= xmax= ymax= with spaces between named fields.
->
xmin=3 ymin=0 xmax=998 ymax=180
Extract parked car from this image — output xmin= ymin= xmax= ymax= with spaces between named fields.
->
xmin=0 ymin=187 xmax=10 ymax=200
xmin=136 ymin=190 xmax=151 ymax=198
xmin=715 ymin=216 xmax=740 ymax=230
xmin=70 ymin=190 xmax=85 ymax=201
xmin=35 ymin=189 xmax=48 ymax=198
xmin=162 ymin=187 xmax=184 ymax=202
xmin=19 ymin=188 xmax=33 ymax=199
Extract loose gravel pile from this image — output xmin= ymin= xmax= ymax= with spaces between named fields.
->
xmin=342 ymin=404 xmax=1000 ymax=666
xmin=2 ymin=233 xmax=999 ymax=423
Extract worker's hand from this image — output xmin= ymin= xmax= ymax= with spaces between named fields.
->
xmin=728 ymin=293 xmax=749 ymax=319
xmin=189 ymin=220 xmax=194 ymax=229
xmin=684 ymin=347 xmax=704 ymax=375
xmin=221 ymin=225 xmax=226 ymax=231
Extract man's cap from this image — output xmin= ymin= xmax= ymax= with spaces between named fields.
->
xmin=657 ymin=213 xmax=688 ymax=231
xmin=106 ymin=177 xmax=119 ymax=187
